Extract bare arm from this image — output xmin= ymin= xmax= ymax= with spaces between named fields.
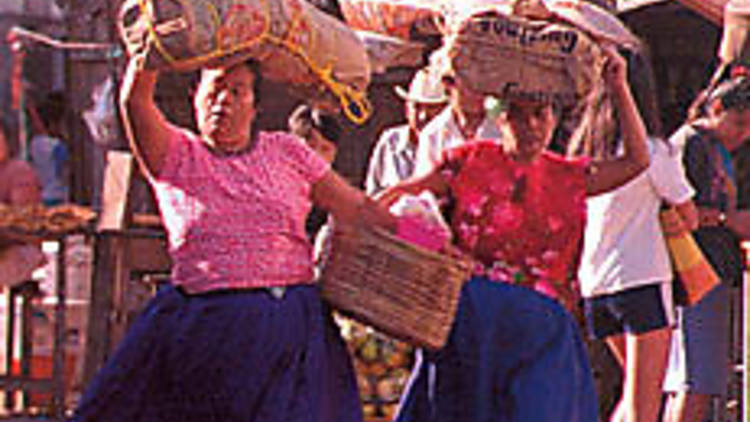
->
xmin=375 ymin=167 xmax=450 ymax=209
xmin=586 ymin=46 xmax=650 ymax=196
xmin=119 ymin=56 xmax=172 ymax=177
xmin=312 ymin=170 xmax=397 ymax=232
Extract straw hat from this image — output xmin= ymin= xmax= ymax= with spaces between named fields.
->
xmin=394 ymin=68 xmax=448 ymax=104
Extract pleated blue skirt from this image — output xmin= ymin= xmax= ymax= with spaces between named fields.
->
xmin=395 ymin=276 xmax=598 ymax=422
xmin=69 ymin=284 xmax=363 ymax=422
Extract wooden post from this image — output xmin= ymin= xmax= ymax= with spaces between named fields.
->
xmin=82 ymin=151 xmax=134 ymax=386
xmin=744 ymin=241 xmax=749 ymax=422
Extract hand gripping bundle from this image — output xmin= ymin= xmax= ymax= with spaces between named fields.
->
xmin=436 ymin=0 xmax=641 ymax=156
xmin=118 ymin=0 xmax=373 ymax=123
xmin=443 ymin=5 xmax=605 ymax=108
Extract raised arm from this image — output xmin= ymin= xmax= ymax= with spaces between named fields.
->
xmin=586 ymin=46 xmax=650 ymax=196
xmin=119 ymin=56 xmax=172 ymax=177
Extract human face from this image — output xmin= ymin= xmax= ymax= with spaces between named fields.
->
xmin=503 ymin=100 xmax=557 ymax=162
xmin=406 ymin=101 xmax=444 ymax=136
xmin=306 ymin=129 xmax=338 ymax=164
xmin=193 ymin=64 xmax=257 ymax=152
xmin=712 ymin=106 xmax=750 ymax=152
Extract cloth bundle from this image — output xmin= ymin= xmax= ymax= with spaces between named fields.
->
xmin=355 ymin=30 xmax=426 ymax=73
xmin=443 ymin=9 xmax=604 ymax=107
xmin=339 ymin=0 xmax=444 ymax=40
xmin=118 ymin=0 xmax=372 ymax=123
xmin=720 ymin=0 xmax=750 ymax=63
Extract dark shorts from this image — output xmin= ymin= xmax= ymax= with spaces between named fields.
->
xmin=583 ymin=283 xmax=674 ymax=340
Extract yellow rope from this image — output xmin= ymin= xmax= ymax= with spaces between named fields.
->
xmin=134 ymin=0 xmax=371 ymax=124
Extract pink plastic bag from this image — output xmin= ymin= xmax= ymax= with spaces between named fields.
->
xmin=390 ymin=192 xmax=451 ymax=252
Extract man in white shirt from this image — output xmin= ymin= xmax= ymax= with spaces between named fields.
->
xmin=365 ymin=68 xmax=447 ymax=195
xmin=412 ymin=66 xmax=503 ymax=178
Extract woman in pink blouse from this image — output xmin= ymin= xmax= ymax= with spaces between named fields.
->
xmin=378 ymin=46 xmax=650 ymax=422
xmin=70 ymin=56 xmax=395 ymax=422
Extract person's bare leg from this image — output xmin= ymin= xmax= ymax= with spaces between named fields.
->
xmin=625 ymin=327 xmax=671 ymax=422
xmin=662 ymin=391 xmax=711 ymax=422
xmin=605 ymin=335 xmax=626 ymax=422
xmin=606 ymin=328 xmax=671 ymax=422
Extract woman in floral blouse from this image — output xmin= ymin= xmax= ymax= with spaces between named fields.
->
xmin=378 ymin=46 xmax=650 ymax=422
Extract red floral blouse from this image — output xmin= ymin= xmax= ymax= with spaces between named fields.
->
xmin=440 ymin=141 xmax=588 ymax=309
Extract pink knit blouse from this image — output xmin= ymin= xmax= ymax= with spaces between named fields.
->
xmin=149 ymin=126 xmax=330 ymax=293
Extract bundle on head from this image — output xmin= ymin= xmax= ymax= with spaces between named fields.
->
xmin=434 ymin=0 xmax=641 ymax=158
xmin=338 ymin=0 xmax=445 ymax=41
xmin=118 ymin=0 xmax=372 ymax=123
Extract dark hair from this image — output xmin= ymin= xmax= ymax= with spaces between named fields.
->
xmin=625 ymin=48 xmax=663 ymax=137
xmin=37 ymin=91 xmax=66 ymax=132
xmin=287 ymin=104 xmax=341 ymax=144
xmin=197 ymin=59 xmax=262 ymax=100
xmin=687 ymin=62 xmax=750 ymax=121
xmin=708 ymin=76 xmax=750 ymax=112
xmin=305 ymin=0 xmax=345 ymax=21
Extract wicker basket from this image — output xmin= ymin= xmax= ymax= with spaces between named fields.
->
xmin=320 ymin=224 xmax=473 ymax=349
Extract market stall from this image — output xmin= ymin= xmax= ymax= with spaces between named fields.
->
xmin=0 ymin=203 xmax=95 ymax=418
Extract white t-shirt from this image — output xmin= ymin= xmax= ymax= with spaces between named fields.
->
xmin=365 ymin=125 xmax=416 ymax=195
xmin=578 ymin=139 xmax=695 ymax=297
xmin=413 ymin=107 xmax=502 ymax=178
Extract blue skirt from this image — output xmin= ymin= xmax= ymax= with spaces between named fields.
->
xmin=395 ymin=276 xmax=598 ymax=422
xmin=70 ymin=284 xmax=363 ymax=422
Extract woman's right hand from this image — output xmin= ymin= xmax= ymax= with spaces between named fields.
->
xmin=673 ymin=200 xmax=699 ymax=231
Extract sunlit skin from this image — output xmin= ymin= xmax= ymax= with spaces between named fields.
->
xmin=501 ymin=100 xmax=558 ymax=163
xmin=193 ymin=65 xmax=257 ymax=153
xmin=706 ymin=104 xmax=750 ymax=151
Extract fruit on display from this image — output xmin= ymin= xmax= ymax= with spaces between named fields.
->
xmin=334 ymin=313 xmax=414 ymax=418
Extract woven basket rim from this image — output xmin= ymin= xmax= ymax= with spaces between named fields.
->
xmin=334 ymin=223 xmax=475 ymax=268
